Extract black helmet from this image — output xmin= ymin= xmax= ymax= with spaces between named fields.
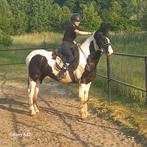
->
xmin=70 ymin=13 xmax=81 ymax=22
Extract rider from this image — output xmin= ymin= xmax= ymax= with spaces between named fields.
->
xmin=57 ymin=13 xmax=92 ymax=79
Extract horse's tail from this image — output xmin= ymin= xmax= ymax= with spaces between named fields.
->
xmin=27 ymin=76 xmax=30 ymax=93
xmin=26 ymin=54 xmax=31 ymax=93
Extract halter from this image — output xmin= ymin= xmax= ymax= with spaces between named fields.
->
xmin=93 ymin=37 xmax=111 ymax=53
xmin=101 ymin=42 xmax=111 ymax=49
xmin=78 ymin=34 xmax=112 ymax=61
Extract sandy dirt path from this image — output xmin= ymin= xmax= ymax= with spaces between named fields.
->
xmin=0 ymin=79 xmax=142 ymax=147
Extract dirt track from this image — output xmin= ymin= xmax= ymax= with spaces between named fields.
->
xmin=0 ymin=79 xmax=142 ymax=147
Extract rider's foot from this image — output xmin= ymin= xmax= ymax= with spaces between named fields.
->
xmin=57 ymin=63 xmax=69 ymax=80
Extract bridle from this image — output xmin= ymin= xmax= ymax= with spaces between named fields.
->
xmin=93 ymin=36 xmax=111 ymax=53
xmin=78 ymin=34 xmax=112 ymax=60
xmin=101 ymin=42 xmax=111 ymax=49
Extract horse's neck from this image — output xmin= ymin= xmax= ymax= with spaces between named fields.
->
xmin=78 ymin=34 xmax=102 ymax=66
xmin=80 ymin=35 xmax=94 ymax=57
xmin=78 ymin=35 xmax=94 ymax=67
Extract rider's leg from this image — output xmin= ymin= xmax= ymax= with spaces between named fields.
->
xmin=61 ymin=43 xmax=75 ymax=63
xmin=57 ymin=62 xmax=69 ymax=79
xmin=57 ymin=43 xmax=74 ymax=79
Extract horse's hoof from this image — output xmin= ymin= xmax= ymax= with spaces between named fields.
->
xmin=79 ymin=111 xmax=88 ymax=118
xmin=86 ymin=111 xmax=90 ymax=116
xmin=82 ymin=115 xmax=87 ymax=118
xmin=30 ymin=111 xmax=36 ymax=116
xmin=34 ymin=107 xmax=39 ymax=113
xmin=35 ymin=110 xmax=39 ymax=113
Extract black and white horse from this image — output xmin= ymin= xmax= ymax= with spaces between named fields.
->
xmin=26 ymin=25 xmax=113 ymax=118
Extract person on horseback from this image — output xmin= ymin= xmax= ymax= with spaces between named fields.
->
xmin=57 ymin=13 xmax=92 ymax=79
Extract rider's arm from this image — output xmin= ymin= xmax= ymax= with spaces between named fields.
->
xmin=74 ymin=29 xmax=91 ymax=35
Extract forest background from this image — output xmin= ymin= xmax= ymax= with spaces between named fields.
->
xmin=0 ymin=0 xmax=147 ymax=45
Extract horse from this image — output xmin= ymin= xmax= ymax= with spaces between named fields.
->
xmin=25 ymin=24 xmax=113 ymax=118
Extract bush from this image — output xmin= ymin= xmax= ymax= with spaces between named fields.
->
xmin=0 ymin=30 xmax=13 ymax=46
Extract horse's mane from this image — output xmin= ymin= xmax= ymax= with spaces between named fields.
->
xmin=80 ymin=23 xmax=111 ymax=53
xmin=96 ymin=23 xmax=111 ymax=37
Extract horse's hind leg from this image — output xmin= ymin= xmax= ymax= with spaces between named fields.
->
xmin=28 ymin=79 xmax=36 ymax=115
xmin=33 ymin=82 xmax=40 ymax=113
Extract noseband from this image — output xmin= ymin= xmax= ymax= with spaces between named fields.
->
xmin=101 ymin=42 xmax=111 ymax=49
xmin=93 ymin=37 xmax=111 ymax=53
xmin=100 ymin=42 xmax=111 ymax=53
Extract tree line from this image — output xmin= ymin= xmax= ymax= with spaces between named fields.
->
xmin=0 ymin=0 xmax=147 ymax=44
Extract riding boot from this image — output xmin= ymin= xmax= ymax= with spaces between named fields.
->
xmin=57 ymin=63 xmax=69 ymax=79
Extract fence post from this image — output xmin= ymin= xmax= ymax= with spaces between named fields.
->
xmin=145 ymin=57 xmax=147 ymax=108
xmin=107 ymin=56 xmax=111 ymax=105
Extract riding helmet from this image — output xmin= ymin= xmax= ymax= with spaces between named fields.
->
xmin=70 ymin=13 xmax=81 ymax=22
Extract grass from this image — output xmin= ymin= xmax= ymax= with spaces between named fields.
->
xmin=97 ymin=55 xmax=146 ymax=105
xmin=0 ymin=31 xmax=147 ymax=145
xmin=90 ymin=84 xmax=147 ymax=146
xmin=0 ymin=32 xmax=62 ymax=64
xmin=0 ymin=32 xmax=62 ymax=50
xmin=111 ymin=31 xmax=147 ymax=54
xmin=12 ymin=32 xmax=62 ymax=49
xmin=96 ymin=31 xmax=147 ymax=107
xmin=0 ymin=50 xmax=28 ymax=64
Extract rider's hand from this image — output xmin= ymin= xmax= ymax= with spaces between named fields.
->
xmin=73 ymin=40 xmax=80 ymax=46
xmin=76 ymin=42 xmax=81 ymax=46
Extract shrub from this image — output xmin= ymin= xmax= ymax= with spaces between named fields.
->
xmin=0 ymin=30 xmax=12 ymax=46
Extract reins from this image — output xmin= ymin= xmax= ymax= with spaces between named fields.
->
xmin=67 ymin=35 xmax=111 ymax=68
xmin=78 ymin=45 xmax=87 ymax=60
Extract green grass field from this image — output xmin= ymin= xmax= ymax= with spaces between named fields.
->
xmin=0 ymin=32 xmax=62 ymax=64
xmin=0 ymin=31 xmax=147 ymax=145
xmin=94 ymin=31 xmax=147 ymax=105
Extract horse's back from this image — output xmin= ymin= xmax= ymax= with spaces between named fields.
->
xmin=26 ymin=49 xmax=52 ymax=66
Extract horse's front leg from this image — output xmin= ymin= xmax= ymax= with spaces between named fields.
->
xmin=28 ymin=79 xmax=36 ymax=115
xmin=79 ymin=82 xmax=91 ymax=118
xmin=33 ymin=83 xmax=40 ymax=113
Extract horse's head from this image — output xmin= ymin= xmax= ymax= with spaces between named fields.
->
xmin=93 ymin=23 xmax=113 ymax=56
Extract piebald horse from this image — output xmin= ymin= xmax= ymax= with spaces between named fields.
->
xmin=26 ymin=25 xmax=113 ymax=118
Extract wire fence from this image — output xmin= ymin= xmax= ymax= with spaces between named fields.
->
xmin=96 ymin=52 xmax=147 ymax=107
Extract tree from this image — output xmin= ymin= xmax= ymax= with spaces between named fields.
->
xmin=101 ymin=1 xmax=125 ymax=30
xmin=138 ymin=0 xmax=147 ymax=30
xmin=1 ymin=0 xmax=146 ymax=35
xmin=0 ymin=0 xmax=13 ymax=34
xmin=81 ymin=3 xmax=102 ymax=31
xmin=97 ymin=0 xmax=143 ymax=31
xmin=29 ymin=0 xmax=71 ymax=32
xmin=0 ymin=29 xmax=12 ymax=46
xmin=8 ymin=0 xmax=29 ymax=34
xmin=54 ymin=0 xmax=65 ymax=6
xmin=49 ymin=4 xmax=71 ymax=31
xmin=64 ymin=0 xmax=76 ymax=11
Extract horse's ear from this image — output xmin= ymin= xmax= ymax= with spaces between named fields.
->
xmin=94 ymin=31 xmax=103 ymax=40
xmin=98 ymin=23 xmax=111 ymax=36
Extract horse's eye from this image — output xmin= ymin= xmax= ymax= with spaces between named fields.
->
xmin=101 ymin=44 xmax=107 ymax=49
xmin=103 ymin=44 xmax=107 ymax=48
